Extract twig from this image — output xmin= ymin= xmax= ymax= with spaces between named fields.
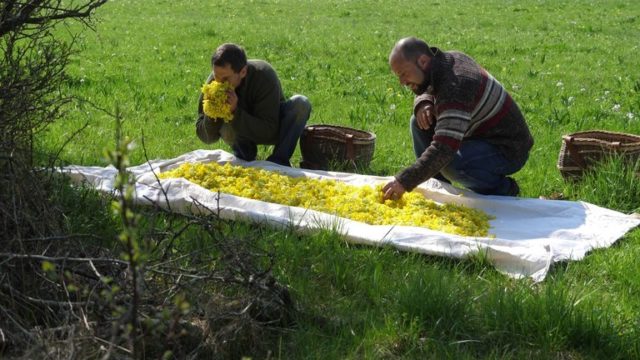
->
xmin=0 ymin=304 xmax=35 ymax=342
xmin=141 ymin=129 xmax=173 ymax=212
xmin=0 ymin=0 xmax=109 ymax=37
xmin=50 ymin=121 xmax=90 ymax=168
xmin=25 ymin=296 xmax=86 ymax=308
xmin=88 ymin=259 xmax=103 ymax=279
xmin=1 ymin=282 xmax=86 ymax=307
xmin=0 ymin=253 xmax=128 ymax=265
xmin=19 ymin=233 xmax=104 ymax=242
xmin=147 ymin=268 xmax=231 ymax=282
xmin=93 ymin=335 xmax=132 ymax=356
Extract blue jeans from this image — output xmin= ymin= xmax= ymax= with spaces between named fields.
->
xmin=232 ymin=95 xmax=311 ymax=166
xmin=411 ymin=115 xmax=526 ymax=195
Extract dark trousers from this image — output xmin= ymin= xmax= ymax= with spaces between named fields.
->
xmin=232 ymin=95 xmax=311 ymax=167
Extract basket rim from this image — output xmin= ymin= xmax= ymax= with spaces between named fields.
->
xmin=304 ymin=124 xmax=376 ymax=142
xmin=563 ymin=130 xmax=640 ymax=142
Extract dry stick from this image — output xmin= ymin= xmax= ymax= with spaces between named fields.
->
xmin=162 ymin=273 xmax=183 ymax=307
xmin=50 ymin=121 xmax=90 ymax=169
xmin=0 ymin=304 xmax=35 ymax=341
xmin=148 ymin=245 xmax=220 ymax=269
xmin=1 ymin=282 xmax=86 ymax=308
xmin=140 ymin=130 xmax=173 ymax=213
xmin=61 ymin=269 xmax=83 ymax=323
xmin=147 ymin=268 xmax=234 ymax=283
xmin=93 ymin=335 xmax=132 ymax=357
xmin=19 ymin=233 xmax=104 ymax=242
xmin=140 ymin=130 xmax=191 ymax=263
xmin=0 ymin=253 xmax=127 ymax=265
xmin=87 ymin=259 xmax=103 ymax=279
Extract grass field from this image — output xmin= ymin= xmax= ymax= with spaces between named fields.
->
xmin=41 ymin=0 xmax=640 ymax=358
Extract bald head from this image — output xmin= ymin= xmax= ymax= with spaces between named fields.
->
xmin=389 ymin=37 xmax=434 ymax=64
xmin=388 ymin=37 xmax=435 ymax=95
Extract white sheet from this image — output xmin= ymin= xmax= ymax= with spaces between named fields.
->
xmin=60 ymin=149 xmax=640 ymax=282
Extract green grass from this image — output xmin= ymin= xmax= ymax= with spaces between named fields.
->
xmin=40 ymin=0 xmax=640 ymax=358
xmin=563 ymin=156 xmax=640 ymax=213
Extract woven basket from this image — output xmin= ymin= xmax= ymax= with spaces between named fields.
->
xmin=299 ymin=125 xmax=376 ymax=170
xmin=557 ymin=130 xmax=640 ymax=179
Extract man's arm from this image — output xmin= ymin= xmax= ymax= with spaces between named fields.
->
xmin=383 ymin=129 xmax=454 ymax=200
xmin=395 ymin=141 xmax=456 ymax=192
xmin=413 ymin=93 xmax=435 ymax=113
xmin=396 ymin=98 xmax=474 ymax=191
xmin=413 ymin=93 xmax=436 ymax=130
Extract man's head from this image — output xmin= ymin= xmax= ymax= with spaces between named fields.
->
xmin=211 ymin=43 xmax=248 ymax=88
xmin=389 ymin=37 xmax=434 ymax=94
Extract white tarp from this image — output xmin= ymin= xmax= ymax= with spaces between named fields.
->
xmin=61 ymin=149 xmax=640 ymax=282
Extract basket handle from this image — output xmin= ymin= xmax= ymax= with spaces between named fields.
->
xmin=563 ymin=135 xmax=586 ymax=168
xmin=302 ymin=126 xmax=315 ymax=141
xmin=345 ymin=133 xmax=355 ymax=161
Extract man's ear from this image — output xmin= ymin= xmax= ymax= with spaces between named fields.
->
xmin=239 ymin=65 xmax=248 ymax=79
xmin=417 ymin=54 xmax=430 ymax=70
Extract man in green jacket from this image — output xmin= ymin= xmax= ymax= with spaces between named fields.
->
xmin=196 ymin=43 xmax=311 ymax=167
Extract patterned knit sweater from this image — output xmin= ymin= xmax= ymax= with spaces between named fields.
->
xmin=395 ymin=48 xmax=534 ymax=191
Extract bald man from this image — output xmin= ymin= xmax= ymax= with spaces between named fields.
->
xmin=382 ymin=37 xmax=533 ymax=200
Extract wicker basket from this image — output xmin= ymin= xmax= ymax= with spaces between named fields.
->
xmin=299 ymin=125 xmax=376 ymax=170
xmin=557 ymin=130 xmax=640 ymax=179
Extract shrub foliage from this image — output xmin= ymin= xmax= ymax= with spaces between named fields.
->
xmin=0 ymin=2 xmax=293 ymax=358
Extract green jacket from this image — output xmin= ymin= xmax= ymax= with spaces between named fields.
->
xmin=196 ymin=60 xmax=285 ymax=145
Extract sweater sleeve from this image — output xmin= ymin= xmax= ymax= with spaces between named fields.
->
xmin=413 ymin=93 xmax=435 ymax=116
xmin=195 ymin=73 xmax=223 ymax=144
xmin=398 ymin=96 xmax=473 ymax=191
xmin=395 ymin=141 xmax=455 ymax=191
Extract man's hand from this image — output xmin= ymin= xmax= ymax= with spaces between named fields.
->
xmin=226 ymin=89 xmax=238 ymax=113
xmin=416 ymin=102 xmax=436 ymax=130
xmin=382 ymin=179 xmax=406 ymax=201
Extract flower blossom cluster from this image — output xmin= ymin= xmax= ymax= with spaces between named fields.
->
xmin=159 ymin=162 xmax=493 ymax=237
xmin=201 ymin=81 xmax=234 ymax=122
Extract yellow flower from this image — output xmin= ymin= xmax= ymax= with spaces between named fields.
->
xmin=159 ymin=162 xmax=494 ymax=237
xmin=201 ymin=81 xmax=234 ymax=122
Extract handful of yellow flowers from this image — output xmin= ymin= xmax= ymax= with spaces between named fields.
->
xmin=201 ymin=80 xmax=234 ymax=122
xmin=159 ymin=162 xmax=494 ymax=237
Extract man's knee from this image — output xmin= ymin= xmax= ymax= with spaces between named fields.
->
xmin=440 ymin=152 xmax=471 ymax=182
xmin=289 ymin=95 xmax=312 ymax=123
xmin=440 ymin=163 xmax=461 ymax=182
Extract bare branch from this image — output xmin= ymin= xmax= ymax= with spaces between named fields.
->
xmin=0 ymin=252 xmax=128 ymax=266
xmin=3 ymin=286 xmax=87 ymax=307
xmin=0 ymin=0 xmax=108 ymax=37
xmin=19 ymin=233 xmax=104 ymax=242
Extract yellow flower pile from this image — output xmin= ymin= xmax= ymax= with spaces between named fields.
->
xmin=159 ymin=162 xmax=493 ymax=237
xmin=201 ymin=80 xmax=234 ymax=122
